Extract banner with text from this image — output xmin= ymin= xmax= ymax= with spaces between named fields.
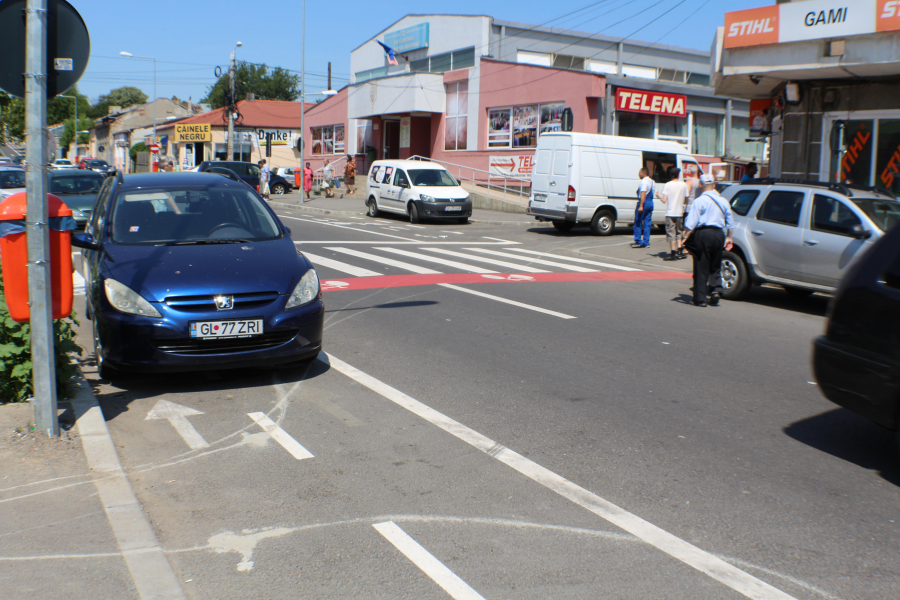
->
xmin=489 ymin=155 xmax=535 ymax=179
xmin=615 ymin=88 xmax=687 ymax=117
xmin=174 ymin=123 xmax=211 ymax=143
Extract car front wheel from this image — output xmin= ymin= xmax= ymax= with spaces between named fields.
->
xmin=720 ymin=251 xmax=750 ymax=300
xmin=272 ymin=183 xmax=286 ymax=195
xmin=92 ymin=316 xmax=115 ymax=380
xmin=367 ymin=198 xmax=379 ymax=218
xmin=409 ymin=203 xmax=421 ymax=224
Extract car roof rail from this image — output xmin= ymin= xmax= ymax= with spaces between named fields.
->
xmin=743 ymin=177 xmax=853 ymax=196
xmin=116 ymin=169 xmax=124 ymax=185
xmin=206 ymin=167 xmax=242 ymax=183
xmin=842 ymin=182 xmax=895 ymax=198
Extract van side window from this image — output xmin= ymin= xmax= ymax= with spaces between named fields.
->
xmin=730 ymin=190 xmax=760 ymax=216
xmin=643 ymin=152 xmax=677 ymax=185
xmin=535 ymin=150 xmax=552 ymax=175
xmin=757 ymin=191 xmax=804 ymax=226
xmin=552 ymin=151 xmax=569 ymax=176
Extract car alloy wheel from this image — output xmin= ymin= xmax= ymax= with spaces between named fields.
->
xmin=721 ymin=258 xmax=738 ymax=290
xmin=92 ymin=316 xmax=114 ymax=380
xmin=272 ymin=184 xmax=286 ymax=195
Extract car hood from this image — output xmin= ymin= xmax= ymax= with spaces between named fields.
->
xmin=102 ymin=236 xmax=309 ymax=302
xmin=411 ymin=186 xmax=469 ymax=199
xmin=55 ymin=192 xmax=99 ymax=212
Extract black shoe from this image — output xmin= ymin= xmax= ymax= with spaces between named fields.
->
xmin=709 ymin=292 xmax=721 ymax=306
xmin=692 ymin=300 xmax=708 ymax=307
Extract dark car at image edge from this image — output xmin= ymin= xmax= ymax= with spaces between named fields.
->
xmin=197 ymin=160 xmax=293 ymax=195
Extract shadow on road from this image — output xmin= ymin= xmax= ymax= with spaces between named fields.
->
xmin=326 ymin=300 xmax=438 ymax=313
xmin=737 ymin=286 xmax=830 ymax=317
xmin=785 ymin=408 xmax=900 ymax=486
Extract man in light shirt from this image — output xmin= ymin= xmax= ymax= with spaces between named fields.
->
xmin=660 ymin=166 xmax=688 ymax=260
xmin=681 ymin=174 xmax=735 ymax=307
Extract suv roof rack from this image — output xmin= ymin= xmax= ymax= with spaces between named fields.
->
xmin=743 ymin=177 xmax=896 ymax=198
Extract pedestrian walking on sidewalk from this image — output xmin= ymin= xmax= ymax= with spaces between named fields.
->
xmin=323 ymin=159 xmax=335 ymax=198
xmin=680 ymin=174 xmax=734 ymax=307
xmin=343 ymin=155 xmax=357 ymax=197
xmin=632 ymin=168 xmax=655 ymax=248
xmin=683 ymin=163 xmax=700 ymax=216
xmin=660 ymin=166 xmax=687 ymax=260
xmin=303 ymin=162 xmax=313 ymax=200
xmin=258 ymin=159 xmax=271 ymax=200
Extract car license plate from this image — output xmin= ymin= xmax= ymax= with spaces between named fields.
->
xmin=534 ymin=193 xmax=547 ymax=201
xmin=190 ymin=319 xmax=263 ymax=339
xmin=444 ymin=205 xmax=462 ymax=211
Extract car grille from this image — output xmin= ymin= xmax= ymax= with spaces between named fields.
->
xmin=164 ymin=291 xmax=280 ymax=312
xmin=153 ymin=329 xmax=299 ymax=355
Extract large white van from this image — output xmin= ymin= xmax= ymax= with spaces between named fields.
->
xmin=526 ymin=133 xmax=703 ymax=235
xmin=366 ymin=159 xmax=473 ymax=224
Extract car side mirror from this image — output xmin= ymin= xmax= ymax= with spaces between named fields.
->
xmin=850 ymin=224 xmax=872 ymax=239
xmin=72 ymin=231 xmax=100 ymax=251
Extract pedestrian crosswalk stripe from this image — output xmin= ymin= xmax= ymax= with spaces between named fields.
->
xmin=374 ymin=247 xmax=498 ymax=274
xmin=504 ymin=248 xmax=642 ymax=272
xmin=464 ymin=248 xmax=597 ymax=272
xmin=325 ymin=247 xmax=442 ymax=274
xmin=302 ymin=251 xmax=381 ymax=277
xmin=420 ymin=248 xmax=550 ymax=273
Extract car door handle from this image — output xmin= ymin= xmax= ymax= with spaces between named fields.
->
xmin=549 ymin=181 xmax=556 ymax=186
xmin=750 ymin=230 xmax=764 ymax=236
xmin=804 ymin=240 xmax=818 ymax=246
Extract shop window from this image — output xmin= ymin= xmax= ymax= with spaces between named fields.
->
xmin=444 ymin=81 xmax=469 ymax=151
xmin=334 ymin=125 xmax=345 ymax=154
xmin=692 ymin=112 xmax=723 ymax=156
xmin=356 ymin=121 xmax=373 ymax=154
xmin=312 ymin=125 xmax=344 ymax=155
xmin=488 ymin=108 xmax=511 ymax=148
xmin=839 ymin=120 xmax=873 ymax=185
xmin=730 ymin=116 xmax=766 ymax=161
xmin=513 ymin=106 xmax=538 ymax=148
xmin=540 ymin=103 xmax=565 ymax=134
xmin=488 ymin=102 xmax=564 ymax=148
xmin=658 ymin=115 xmax=688 ymax=145
xmin=617 ymin=112 xmax=654 ymax=140
xmin=876 ymin=119 xmax=900 ymax=195
xmin=517 ymin=51 xmax=551 ymax=67
xmin=213 ymin=143 xmax=251 ymax=162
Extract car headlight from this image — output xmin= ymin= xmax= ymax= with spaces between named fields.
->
xmin=285 ymin=268 xmax=320 ymax=309
xmin=104 ymin=278 xmax=162 ymax=317
xmin=419 ymin=194 xmax=436 ymax=202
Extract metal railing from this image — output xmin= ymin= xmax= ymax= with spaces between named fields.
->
xmin=307 ymin=156 xmax=349 ymax=193
xmin=408 ymin=155 xmax=530 ymax=204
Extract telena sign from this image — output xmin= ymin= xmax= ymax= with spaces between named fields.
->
xmin=615 ymin=88 xmax=687 ymax=118
xmin=725 ymin=0 xmax=900 ymax=48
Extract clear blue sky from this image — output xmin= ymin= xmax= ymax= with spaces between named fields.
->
xmin=73 ymin=0 xmax=767 ymax=104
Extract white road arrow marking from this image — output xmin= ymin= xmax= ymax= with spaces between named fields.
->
xmin=145 ymin=399 xmax=210 ymax=450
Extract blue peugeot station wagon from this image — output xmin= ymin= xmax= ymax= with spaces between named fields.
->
xmin=72 ymin=171 xmax=323 ymax=377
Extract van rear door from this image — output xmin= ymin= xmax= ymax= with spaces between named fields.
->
xmin=531 ymin=145 xmax=553 ymax=206
xmin=546 ymin=136 xmax=572 ymax=214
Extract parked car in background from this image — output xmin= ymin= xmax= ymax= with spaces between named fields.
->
xmin=0 ymin=168 xmax=26 ymax=200
xmin=71 ymin=171 xmax=323 ymax=378
xmin=366 ymin=159 xmax=472 ymax=224
xmin=813 ymin=218 xmax=900 ymax=448
xmin=48 ymin=170 xmax=106 ymax=228
xmin=51 ymin=159 xmax=78 ymax=170
xmin=196 ymin=161 xmax=293 ymax=195
xmin=275 ymin=167 xmax=298 ymax=179
xmin=81 ymin=159 xmax=112 ymax=175
xmin=718 ymin=178 xmax=900 ymax=299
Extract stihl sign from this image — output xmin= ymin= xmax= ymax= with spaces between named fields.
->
xmin=615 ymin=88 xmax=686 ymax=118
xmin=725 ymin=0 xmax=900 ymax=48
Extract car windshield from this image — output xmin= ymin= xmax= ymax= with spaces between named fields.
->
xmin=0 ymin=170 xmax=26 ymax=189
xmin=50 ymin=175 xmax=104 ymax=195
xmin=56 ymin=160 xmax=72 ymax=165
xmin=111 ymin=186 xmax=282 ymax=245
xmin=408 ymin=169 xmax=458 ymax=187
xmin=87 ymin=160 xmax=108 ymax=167
xmin=851 ymin=196 xmax=900 ymax=232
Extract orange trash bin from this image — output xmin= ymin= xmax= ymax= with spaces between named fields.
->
xmin=0 ymin=192 xmax=76 ymax=323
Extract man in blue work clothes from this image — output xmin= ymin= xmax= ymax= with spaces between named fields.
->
xmin=633 ymin=167 xmax=655 ymax=248
xmin=680 ymin=174 xmax=734 ymax=307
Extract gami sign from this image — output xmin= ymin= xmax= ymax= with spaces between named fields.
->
xmin=615 ymin=88 xmax=687 ymax=118
xmin=725 ymin=0 xmax=900 ymax=48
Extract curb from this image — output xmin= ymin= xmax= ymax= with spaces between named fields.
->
xmin=267 ymin=200 xmax=541 ymax=227
xmin=71 ymin=373 xmax=187 ymax=600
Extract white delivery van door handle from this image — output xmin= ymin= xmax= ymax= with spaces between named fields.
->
xmin=549 ymin=181 xmax=556 ymax=186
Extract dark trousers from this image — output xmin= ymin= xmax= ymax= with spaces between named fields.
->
xmin=691 ymin=227 xmax=725 ymax=303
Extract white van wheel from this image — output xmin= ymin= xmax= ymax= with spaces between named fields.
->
xmin=409 ymin=203 xmax=421 ymax=224
xmin=367 ymin=198 xmax=379 ymax=218
xmin=590 ymin=209 xmax=615 ymax=236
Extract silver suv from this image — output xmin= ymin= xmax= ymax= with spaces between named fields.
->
xmin=718 ymin=179 xmax=900 ymax=299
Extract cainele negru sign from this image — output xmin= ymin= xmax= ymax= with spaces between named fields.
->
xmin=615 ymin=88 xmax=687 ymax=118
xmin=174 ymin=123 xmax=211 ymax=143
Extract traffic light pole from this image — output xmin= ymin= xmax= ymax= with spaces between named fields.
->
xmin=25 ymin=0 xmax=59 ymax=437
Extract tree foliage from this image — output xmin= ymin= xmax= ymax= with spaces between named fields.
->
xmin=88 ymin=86 xmax=149 ymax=119
xmin=0 ymin=86 xmax=90 ymax=143
xmin=202 ymin=62 xmax=300 ymax=109
xmin=2 ymin=94 xmax=25 ymax=142
xmin=129 ymin=141 xmax=148 ymax=163
xmin=60 ymin=116 xmax=95 ymax=149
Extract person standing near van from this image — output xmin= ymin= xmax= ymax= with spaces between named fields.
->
xmin=343 ymin=155 xmax=357 ymax=197
xmin=258 ymin=159 xmax=271 ymax=200
xmin=323 ymin=159 xmax=335 ymax=198
xmin=633 ymin=168 xmax=654 ymax=248
xmin=660 ymin=167 xmax=688 ymax=260
xmin=681 ymin=174 xmax=734 ymax=307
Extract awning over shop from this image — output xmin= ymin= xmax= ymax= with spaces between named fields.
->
xmin=348 ymin=72 xmax=446 ymax=119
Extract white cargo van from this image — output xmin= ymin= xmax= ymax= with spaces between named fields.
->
xmin=366 ymin=159 xmax=473 ymax=224
xmin=526 ymin=133 xmax=703 ymax=235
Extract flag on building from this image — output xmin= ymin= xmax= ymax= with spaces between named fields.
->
xmin=376 ymin=40 xmax=399 ymax=66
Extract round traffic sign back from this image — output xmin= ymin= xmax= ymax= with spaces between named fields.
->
xmin=0 ymin=0 xmax=90 ymax=98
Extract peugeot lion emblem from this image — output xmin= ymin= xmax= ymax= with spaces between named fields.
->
xmin=214 ymin=295 xmax=234 ymax=310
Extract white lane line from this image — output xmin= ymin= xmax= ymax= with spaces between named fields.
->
xmin=481 ymin=237 xmax=517 ymax=243
xmin=441 ymin=231 xmax=464 ymax=235
xmin=438 ymin=284 xmax=575 ymax=319
xmin=145 ymin=399 xmax=209 ymax=450
xmin=73 ymin=269 xmax=86 ymax=296
xmin=505 ymin=248 xmax=642 ymax=272
xmin=301 ymin=251 xmax=381 ymax=277
xmin=247 ymin=412 xmax=314 ymax=460
xmin=373 ymin=521 xmax=486 ymax=600
xmin=326 ymin=353 xmax=798 ymax=600
xmin=294 ymin=241 xmax=523 ymax=245
xmin=280 ymin=215 xmax=415 ymax=241
xmin=326 ymin=247 xmax=442 ymax=275
xmin=422 ymin=248 xmax=549 ymax=273
xmin=406 ymin=224 xmax=427 ymax=229
xmin=375 ymin=247 xmax=498 ymax=274
xmin=465 ymin=248 xmax=597 ymax=272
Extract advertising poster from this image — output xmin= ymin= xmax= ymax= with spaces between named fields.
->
xmin=540 ymin=103 xmax=565 ymax=134
xmin=400 ymin=117 xmax=411 ymax=148
xmin=513 ymin=105 xmax=538 ymax=148
xmin=489 ymin=155 xmax=535 ymax=179
xmin=488 ymin=108 xmax=511 ymax=147
xmin=749 ymin=99 xmax=772 ymax=137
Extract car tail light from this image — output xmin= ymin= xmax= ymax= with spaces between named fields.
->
xmin=567 ymin=185 xmax=576 ymax=202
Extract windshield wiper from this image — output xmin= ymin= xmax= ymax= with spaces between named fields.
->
xmin=170 ymin=238 xmax=253 ymax=245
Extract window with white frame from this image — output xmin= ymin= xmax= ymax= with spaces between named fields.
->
xmin=444 ymin=81 xmax=469 ymax=151
xmin=311 ymin=124 xmax=345 ymax=155
xmin=488 ymin=101 xmax=565 ymax=149
xmin=356 ymin=121 xmax=373 ymax=153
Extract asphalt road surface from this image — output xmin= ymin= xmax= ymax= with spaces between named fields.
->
xmin=67 ymin=209 xmax=899 ymax=599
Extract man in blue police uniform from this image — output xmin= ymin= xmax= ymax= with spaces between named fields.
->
xmin=680 ymin=174 xmax=734 ymax=307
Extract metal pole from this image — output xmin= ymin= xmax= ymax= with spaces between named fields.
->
xmin=724 ymin=99 xmax=733 ymax=158
xmin=152 ymin=57 xmax=157 ymax=168
xmin=300 ymin=0 xmax=305 ymax=186
xmin=25 ymin=0 xmax=59 ymax=437
xmin=227 ymin=49 xmax=234 ymax=160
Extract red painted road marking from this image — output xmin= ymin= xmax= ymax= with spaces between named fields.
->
xmin=320 ymin=270 xmax=691 ymax=292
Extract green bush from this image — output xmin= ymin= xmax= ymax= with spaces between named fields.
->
xmin=0 ymin=268 xmax=82 ymax=403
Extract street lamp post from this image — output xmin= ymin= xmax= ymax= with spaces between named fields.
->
xmin=300 ymin=0 xmax=305 ymax=173
xmin=120 ymin=51 xmax=156 ymax=167
xmin=226 ymin=42 xmax=242 ymax=161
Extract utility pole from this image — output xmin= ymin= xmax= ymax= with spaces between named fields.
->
xmin=226 ymin=42 xmax=241 ymax=161
xmin=25 ymin=0 xmax=59 ymax=437
xmin=300 ymin=0 xmax=305 ymax=178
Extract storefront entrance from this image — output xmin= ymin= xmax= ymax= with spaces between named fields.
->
xmin=824 ymin=111 xmax=900 ymax=195
xmin=384 ymin=120 xmax=400 ymax=159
